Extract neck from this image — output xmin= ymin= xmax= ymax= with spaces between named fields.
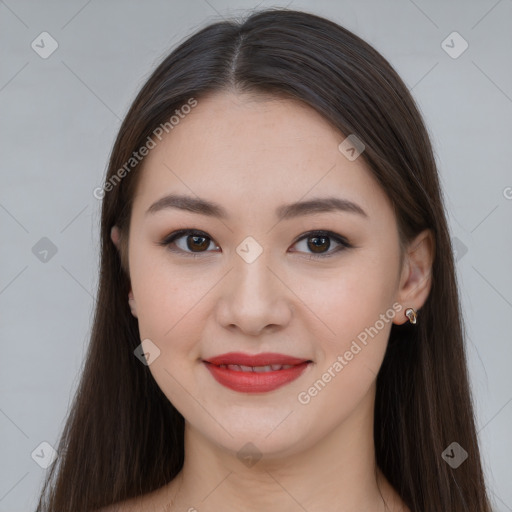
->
xmin=166 ymin=383 xmax=399 ymax=512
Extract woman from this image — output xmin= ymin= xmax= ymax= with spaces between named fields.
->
xmin=36 ymin=8 xmax=492 ymax=512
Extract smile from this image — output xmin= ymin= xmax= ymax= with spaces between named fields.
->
xmin=217 ymin=364 xmax=294 ymax=372
xmin=203 ymin=358 xmax=312 ymax=393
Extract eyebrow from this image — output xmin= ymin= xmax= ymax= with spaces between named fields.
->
xmin=145 ymin=193 xmax=368 ymax=220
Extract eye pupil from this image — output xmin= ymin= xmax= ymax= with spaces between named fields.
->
xmin=308 ymin=236 xmax=330 ymax=253
xmin=164 ymin=230 xmax=346 ymax=259
xmin=188 ymin=235 xmax=209 ymax=252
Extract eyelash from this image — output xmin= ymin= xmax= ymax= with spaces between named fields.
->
xmin=158 ymin=229 xmax=352 ymax=260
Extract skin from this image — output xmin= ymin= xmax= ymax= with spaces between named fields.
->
xmin=108 ymin=91 xmax=433 ymax=512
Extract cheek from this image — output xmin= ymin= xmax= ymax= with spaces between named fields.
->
xmin=129 ymin=241 xmax=210 ymax=342
xmin=306 ymin=250 xmax=400 ymax=344
xmin=296 ymin=280 xmax=395 ymax=428
xmin=301 ymin=248 xmax=399 ymax=398
xmin=129 ymin=254 xmax=211 ymax=413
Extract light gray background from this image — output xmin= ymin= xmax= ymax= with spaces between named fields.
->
xmin=1 ymin=0 xmax=511 ymax=510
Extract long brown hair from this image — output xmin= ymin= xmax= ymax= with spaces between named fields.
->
xmin=36 ymin=8 xmax=492 ymax=511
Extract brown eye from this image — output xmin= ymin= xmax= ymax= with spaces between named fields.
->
xmin=160 ymin=229 xmax=219 ymax=257
xmin=160 ymin=229 xmax=351 ymax=259
xmin=291 ymin=231 xmax=351 ymax=259
xmin=307 ymin=235 xmax=331 ymax=253
xmin=185 ymin=234 xmax=210 ymax=252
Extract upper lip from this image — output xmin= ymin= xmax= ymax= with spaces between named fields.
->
xmin=203 ymin=352 xmax=311 ymax=366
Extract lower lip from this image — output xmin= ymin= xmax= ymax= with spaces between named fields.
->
xmin=203 ymin=361 xmax=311 ymax=393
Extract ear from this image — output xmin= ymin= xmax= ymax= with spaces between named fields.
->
xmin=111 ymin=225 xmax=137 ymax=317
xmin=393 ymin=229 xmax=435 ymax=325
xmin=111 ymin=225 xmax=121 ymax=249
xmin=111 ymin=225 xmax=131 ymax=275
xmin=128 ymin=289 xmax=138 ymax=318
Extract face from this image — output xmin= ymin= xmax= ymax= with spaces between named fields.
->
xmin=121 ymin=91 xmax=410 ymax=458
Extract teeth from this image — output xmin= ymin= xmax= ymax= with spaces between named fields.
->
xmin=239 ymin=365 xmax=255 ymax=372
xmin=219 ymin=364 xmax=295 ymax=372
xmin=252 ymin=365 xmax=274 ymax=373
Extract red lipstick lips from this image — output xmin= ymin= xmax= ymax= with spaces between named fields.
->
xmin=203 ymin=352 xmax=312 ymax=393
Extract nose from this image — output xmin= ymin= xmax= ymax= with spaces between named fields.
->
xmin=215 ymin=251 xmax=293 ymax=336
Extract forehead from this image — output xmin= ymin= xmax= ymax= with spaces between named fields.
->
xmin=130 ymin=91 xmax=392 ymax=223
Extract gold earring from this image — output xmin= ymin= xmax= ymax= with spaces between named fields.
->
xmin=405 ymin=307 xmax=417 ymax=324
